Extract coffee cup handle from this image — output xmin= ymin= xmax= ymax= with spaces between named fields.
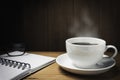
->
xmin=106 ymin=45 xmax=118 ymax=58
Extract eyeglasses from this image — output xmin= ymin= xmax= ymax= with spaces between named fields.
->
xmin=7 ymin=51 xmax=25 ymax=57
xmin=6 ymin=43 xmax=26 ymax=57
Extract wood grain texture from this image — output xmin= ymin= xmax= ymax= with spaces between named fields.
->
xmin=0 ymin=0 xmax=120 ymax=51
xmin=24 ymin=52 xmax=120 ymax=80
xmin=23 ymin=0 xmax=120 ymax=51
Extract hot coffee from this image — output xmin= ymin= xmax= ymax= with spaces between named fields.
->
xmin=66 ymin=37 xmax=118 ymax=68
xmin=72 ymin=42 xmax=98 ymax=45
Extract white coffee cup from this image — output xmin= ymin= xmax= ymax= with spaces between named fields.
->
xmin=66 ymin=37 xmax=117 ymax=68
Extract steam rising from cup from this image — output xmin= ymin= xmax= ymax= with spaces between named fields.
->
xmin=69 ymin=8 xmax=99 ymax=37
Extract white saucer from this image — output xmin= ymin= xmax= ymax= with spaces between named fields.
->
xmin=56 ymin=53 xmax=116 ymax=75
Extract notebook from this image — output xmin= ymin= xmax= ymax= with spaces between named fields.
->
xmin=0 ymin=51 xmax=55 ymax=80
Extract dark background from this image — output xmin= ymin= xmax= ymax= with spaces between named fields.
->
xmin=0 ymin=0 xmax=120 ymax=52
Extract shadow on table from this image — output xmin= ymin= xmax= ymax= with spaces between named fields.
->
xmin=59 ymin=66 xmax=120 ymax=80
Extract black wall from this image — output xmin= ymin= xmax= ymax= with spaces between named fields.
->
xmin=0 ymin=0 xmax=120 ymax=52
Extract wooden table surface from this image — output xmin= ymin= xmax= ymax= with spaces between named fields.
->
xmin=23 ymin=52 xmax=120 ymax=80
